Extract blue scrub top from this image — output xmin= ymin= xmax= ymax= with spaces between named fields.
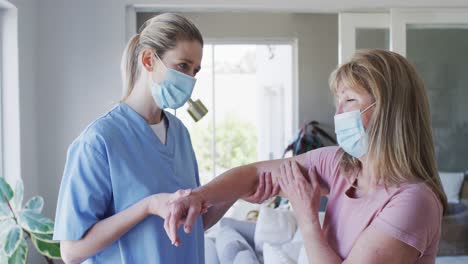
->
xmin=53 ymin=103 xmax=204 ymax=263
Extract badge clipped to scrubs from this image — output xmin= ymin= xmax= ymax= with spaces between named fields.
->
xmin=151 ymin=53 xmax=208 ymax=122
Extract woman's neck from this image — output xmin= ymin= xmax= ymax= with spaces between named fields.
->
xmin=355 ymin=157 xmax=375 ymax=191
xmin=124 ymin=81 xmax=163 ymax=125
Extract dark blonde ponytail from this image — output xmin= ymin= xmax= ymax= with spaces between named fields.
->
xmin=121 ymin=33 xmax=142 ymax=100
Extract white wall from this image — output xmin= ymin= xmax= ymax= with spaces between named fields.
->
xmin=7 ymin=0 xmax=125 ymax=220
xmin=35 ymin=0 xmax=128 ymax=218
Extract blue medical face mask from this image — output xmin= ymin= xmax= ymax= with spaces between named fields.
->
xmin=150 ymin=54 xmax=196 ymax=109
xmin=334 ymin=102 xmax=376 ymax=158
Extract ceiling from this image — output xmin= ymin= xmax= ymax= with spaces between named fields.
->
xmin=134 ymin=0 xmax=468 ymax=13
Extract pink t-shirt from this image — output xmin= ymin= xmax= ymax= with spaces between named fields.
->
xmin=306 ymin=147 xmax=443 ymax=263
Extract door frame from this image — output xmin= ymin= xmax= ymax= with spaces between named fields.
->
xmin=338 ymin=13 xmax=389 ymax=63
xmin=391 ymin=8 xmax=468 ymax=56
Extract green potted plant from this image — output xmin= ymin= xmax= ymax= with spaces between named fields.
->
xmin=0 ymin=177 xmax=61 ymax=263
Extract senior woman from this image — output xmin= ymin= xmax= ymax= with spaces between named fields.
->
xmin=165 ymin=49 xmax=446 ymax=264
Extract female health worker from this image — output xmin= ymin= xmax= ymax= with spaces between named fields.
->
xmin=53 ymin=13 xmax=272 ymax=264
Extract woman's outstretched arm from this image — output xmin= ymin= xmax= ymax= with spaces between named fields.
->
xmin=163 ymin=153 xmax=312 ymax=246
xmin=201 ymin=171 xmax=280 ymax=230
xmin=197 ymin=155 xmax=308 ymax=205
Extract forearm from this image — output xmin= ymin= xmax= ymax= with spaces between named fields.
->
xmin=61 ymin=194 xmax=166 ymax=264
xmin=202 ymin=199 xmax=237 ymax=230
xmin=194 ymin=165 xmax=257 ymax=205
xmin=299 ymin=219 xmax=342 ymax=264
xmin=194 ymin=160 xmax=287 ymax=206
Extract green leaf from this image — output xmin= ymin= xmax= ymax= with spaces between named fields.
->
xmin=11 ymin=180 xmax=24 ymax=212
xmin=23 ymin=196 xmax=44 ymax=214
xmin=31 ymin=235 xmax=61 ymax=259
xmin=0 ymin=177 xmax=13 ymax=202
xmin=30 ymin=232 xmax=54 ymax=243
xmin=0 ymin=220 xmax=16 ymax=250
xmin=0 ymin=202 xmax=13 ymax=220
xmin=7 ymin=239 xmax=27 ymax=264
xmin=17 ymin=211 xmax=54 ymax=234
xmin=0 ymin=218 xmax=16 ymax=233
xmin=3 ymin=226 xmax=22 ymax=257
xmin=0 ymin=251 xmax=7 ymax=263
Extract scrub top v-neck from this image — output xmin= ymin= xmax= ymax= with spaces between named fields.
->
xmin=53 ymin=103 xmax=204 ymax=264
xmin=150 ymin=114 xmax=168 ymax=145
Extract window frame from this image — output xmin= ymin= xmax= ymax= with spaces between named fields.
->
xmin=201 ymin=39 xmax=298 ymax=179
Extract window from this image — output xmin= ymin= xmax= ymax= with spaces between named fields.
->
xmin=0 ymin=8 xmax=4 ymax=177
xmin=178 ymin=43 xmax=296 ymax=184
xmin=0 ymin=1 xmax=20 ymax=183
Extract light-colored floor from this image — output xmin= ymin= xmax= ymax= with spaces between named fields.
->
xmin=436 ymin=256 xmax=468 ymax=264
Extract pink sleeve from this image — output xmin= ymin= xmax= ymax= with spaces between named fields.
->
xmin=372 ymin=185 xmax=442 ymax=256
xmin=305 ymin=146 xmax=342 ymax=191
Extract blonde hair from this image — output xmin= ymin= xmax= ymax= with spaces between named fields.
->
xmin=120 ymin=13 xmax=203 ymax=100
xmin=329 ymin=49 xmax=447 ymax=213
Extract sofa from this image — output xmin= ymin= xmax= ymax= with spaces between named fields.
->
xmin=437 ymin=171 xmax=468 ymax=259
xmin=205 ymin=205 xmax=317 ymax=264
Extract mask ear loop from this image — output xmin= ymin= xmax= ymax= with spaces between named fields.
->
xmin=361 ymin=102 xmax=376 ymax=114
xmin=361 ymin=101 xmax=376 ymax=188
xmin=154 ymin=52 xmax=168 ymax=71
xmin=349 ymin=101 xmax=376 ymax=191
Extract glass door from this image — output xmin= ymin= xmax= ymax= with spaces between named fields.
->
xmin=339 ymin=9 xmax=468 ymax=171
xmin=391 ymin=9 xmax=468 ymax=171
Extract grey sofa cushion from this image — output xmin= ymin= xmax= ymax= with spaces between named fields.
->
xmin=233 ymin=250 xmax=260 ymax=264
xmin=205 ymin=237 xmax=220 ymax=264
xmin=438 ymin=201 xmax=468 ymax=256
xmin=216 ymin=226 xmax=259 ymax=264
xmin=219 ymin=217 xmax=257 ymax=249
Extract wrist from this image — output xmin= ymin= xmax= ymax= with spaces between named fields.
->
xmin=144 ymin=195 xmax=155 ymax=217
xmin=293 ymin=206 xmax=319 ymax=223
xmin=297 ymin=213 xmax=321 ymax=233
xmin=191 ymin=188 xmax=210 ymax=207
xmin=145 ymin=193 xmax=167 ymax=218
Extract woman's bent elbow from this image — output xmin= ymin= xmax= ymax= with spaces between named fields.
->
xmin=60 ymin=241 xmax=85 ymax=264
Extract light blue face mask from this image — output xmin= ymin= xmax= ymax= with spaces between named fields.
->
xmin=334 ymin=102 xmax=376 ymax=158
xmin=150 ymin=54 xmax=196 ymax=109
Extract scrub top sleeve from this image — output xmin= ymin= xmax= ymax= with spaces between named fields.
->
xmin=53 ymin=140 xmax=112 ymax=241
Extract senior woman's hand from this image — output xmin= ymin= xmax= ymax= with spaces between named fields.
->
xmin=242 ymin=172 xmax=280 ymax=204
xmin=163 ymin=191 xmax=210 ymax=246
xmin=278 ymin=160 xmax=321 ymax=226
